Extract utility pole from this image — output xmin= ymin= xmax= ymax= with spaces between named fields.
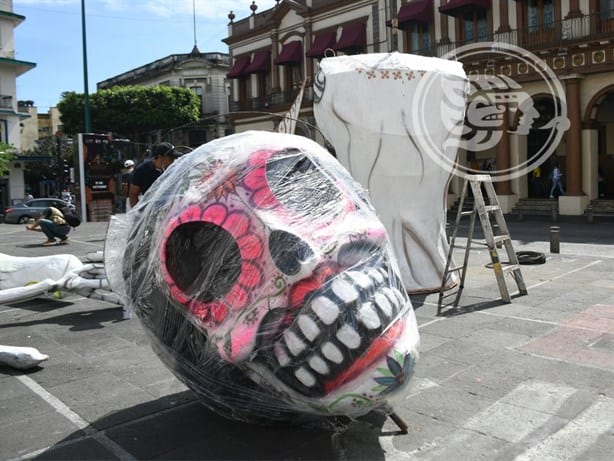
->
xmin=81 ymin=0 xmax=91 ymax=133
xmin=56 ymin=132 xmax=63 ymax=192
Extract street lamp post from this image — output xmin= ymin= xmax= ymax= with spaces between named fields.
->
xmin=81 ymin=0 xmax=91 ymax=133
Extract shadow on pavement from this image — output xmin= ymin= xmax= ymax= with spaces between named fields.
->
xmin=31 ymin=394 xmax=390 ymax=460
xmin=0 ymin=302 xmax=123 ymax=331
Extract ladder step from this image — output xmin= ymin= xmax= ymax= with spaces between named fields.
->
xmin=446 ymin=266 xmax=464 ymax=273
xmin=482 ymin=205 xmax=500 ymax=212
xmin=493 ymin=235 xmax=510 ymax=243
xmin=501 ymin=263 xmax=521 ymax=272
xmin=460 ymin=210 xmax=474 ymax=217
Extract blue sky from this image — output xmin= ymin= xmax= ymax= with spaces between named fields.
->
xmin=13 ymin=0 xmax=278 ymax=112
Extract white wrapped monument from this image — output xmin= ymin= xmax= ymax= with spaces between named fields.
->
xmin=314 ymin=52 xmax=468 ymax=293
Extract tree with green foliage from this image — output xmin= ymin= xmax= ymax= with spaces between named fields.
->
xmin=57 ymin=85 xmax=201 ymax=141
xmin=0 ymin=141 xmax=16 ymax=176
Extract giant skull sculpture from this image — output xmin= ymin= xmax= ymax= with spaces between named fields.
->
xmin=313 ymin=52 xmax=468 ymax=293
xmin=106 ymin=131 xmax=419 ymax=423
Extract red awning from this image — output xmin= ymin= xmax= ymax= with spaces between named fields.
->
xmin=334 ymin=23 xmax=366 ymax=52
xmin=227 ymin=55 xmax=250 ymax=78
xmin=245 ymin=50 xmax=271 ymax=74
xmin=274 ymin=41 xmax=303 ymax=65
xmin=398 ymin=0 xmax=434 ymax=26
xmin=306 ymin=30 xmax=338 ymax=58
xmin=439 ymin=0 xmax=491 ymax=16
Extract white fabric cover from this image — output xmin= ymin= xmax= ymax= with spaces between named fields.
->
xmin=314 ymin=52 xmax=468 ymax=292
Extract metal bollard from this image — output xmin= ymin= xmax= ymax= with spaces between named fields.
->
xmin=550 ymin=226 xmax=560 ymax=253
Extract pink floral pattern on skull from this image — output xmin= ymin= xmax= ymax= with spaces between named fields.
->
xmin=109 ymin=131 xmax=420 ymax=423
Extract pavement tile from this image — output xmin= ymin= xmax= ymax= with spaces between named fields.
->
xmin=461 ymin=327 xmax=534 ymax=349
xmin=0 ymin=386 xmax=60 ymax=425
xmin=404 ymin=386 xmax=494 ymax=426
xmin=484 ymin=348 xmax=614 ymax=392
xmin=409 ymin=428 xmax=511 ymax=460
xmin=423 ymin=337 xmax=499 ymax=363
xmin=33 ymin=437 xmax=120 ymax=461
xmin=478 ymin=313 xmax=558 ymax=338
xmin=0 ymin=411 xmax=85 ymax=459
xmin=413 ymin=353 xmax=474 ymax=383
xmin=416 ymin=332 xmax=452 ymax=353
xmin=463 ymin=401 xmax=562 ymax=443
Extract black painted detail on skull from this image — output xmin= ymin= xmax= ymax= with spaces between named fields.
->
xmin=165 ymin=222 xmax=241 ymax=302
xmin=337 ymin=240 xmax=381 ymax=268
xmin=265 ymin=149 xmax=343 ymax=219
xmin=269 ymin=230 xmax=314 ymax=276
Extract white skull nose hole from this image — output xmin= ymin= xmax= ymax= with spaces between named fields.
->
xmin=269 ymin=230 xmax=314 ymax=276
xmin=165 ymin=221 xmax=242 ymax=302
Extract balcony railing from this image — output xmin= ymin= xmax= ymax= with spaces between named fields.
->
xmin=409 ymin=12 xmax=614 ymax=59
xmin=231 ymin=85 xmax=312 ymax=114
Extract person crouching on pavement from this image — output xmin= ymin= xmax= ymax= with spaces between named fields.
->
xmin=25 ymin=207 xmax=71 ymax=246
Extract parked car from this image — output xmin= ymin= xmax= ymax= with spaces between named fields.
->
xmin=3 ymin=198 xmax=76 ymax=224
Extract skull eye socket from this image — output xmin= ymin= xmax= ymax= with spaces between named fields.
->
xmin=269 ymin=230 xmax=314 ymax=275
xmin=265 ymin=149 xmax=343 ymax=219
xmin=165 ymin=222 xmax=241 ymax=302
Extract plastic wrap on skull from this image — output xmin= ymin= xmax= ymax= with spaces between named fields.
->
xmin=105 ymin=131 xmax=419 ymax=423
xmin=313 ymin=52 xmax=469 ymax=293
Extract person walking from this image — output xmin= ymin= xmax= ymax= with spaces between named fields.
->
xmin=549 ymin=163 xmax=564 ymax=198
xmin=128 ymin=143 xmax=183 ymax=207
xmin=25 ymin=206 xmax=71 ymax=245
xmin=121 ymin=159 xmax=135 ymax=212
xmin=531 ymin=166 xmax=542 ymax=197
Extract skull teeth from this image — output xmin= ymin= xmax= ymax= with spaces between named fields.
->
xmin=336 ymin=324 xmax=361 ymax=349
xmin=283 ymin=330 xmax=307 ymax=356
xmin=331 ymin=278 xmax=359 ymax=303
xmin=357 ymin=302 xmax=381 ymax=330
xmin=308 ymin=354 xmax=330 ymax=375
xmin=297 ymin=314 xmax=320 ymax=342
xmin=294 ymin=366 xmax=316 ymax=387
xmin=311 ymin=296 xmax=340 ymax=325
xmin=268 ymin=264 xmax=409 ymax=393
xmin=321 ymin=341 xmax=344 ymax=364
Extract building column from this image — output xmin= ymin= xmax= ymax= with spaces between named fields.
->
xmin=271 ymin=28 xmax=280 ymax=91
xmin=496 ymin=105 xmax=512 ymax=195
xmin=495 ymin=106 xmax=516 ymax=212
xmin=563 ymin=75 xmax=583 ymax=196
xmin=582 ymin=125 xmax=599 ymax=199
xmin=510 ymin=132 xmax=528 ymax=199
xmin=566 ymin=0 xmax=582 ymax=18
xmin=498 ymin=0 xmax=510 ymax=32
xmin=305 ymin=18 xmax=313 ymax=86
xmin=559 ymin=74 xmax=589 ymax=215
xmin=439 ymin=0 xmax=450 ymax=44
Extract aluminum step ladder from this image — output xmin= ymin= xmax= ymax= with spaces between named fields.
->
xmin=438 ymin=174 xmax=528 ymax=313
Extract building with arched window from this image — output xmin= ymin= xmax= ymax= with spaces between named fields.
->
xmin=225 ymin=0 xmax=614 ymax=217
xmin=97 ymin=47 xmax=232 ymax=147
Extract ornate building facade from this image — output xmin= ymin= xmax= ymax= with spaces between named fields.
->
xmin=224 ymin=0 xmax=614 ymax=215
xmin=97 ymin=47 xmax=232 ymax=148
